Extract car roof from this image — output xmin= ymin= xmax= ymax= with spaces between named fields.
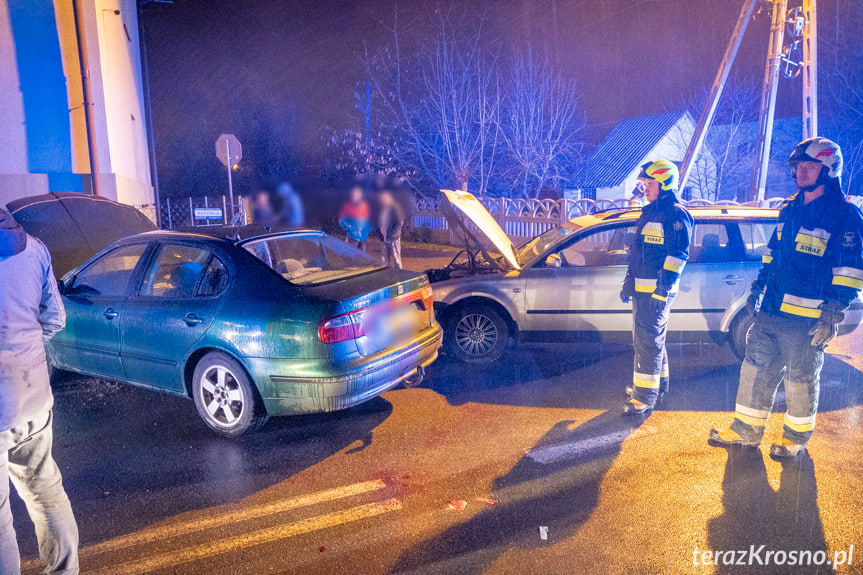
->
xmin=112 ymin=228 xmax=325 ymax=248
xmin=573 ymin=205 xmax=780 ymax=227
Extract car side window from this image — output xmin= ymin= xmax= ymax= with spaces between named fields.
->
xmin=140 ymin=244 xmax=210 ymax=298
xmin=688 ymin=223 xmax=733 ymax=263
xmin=71 ymin=244 xmax=147 ymax=296
xmin=738 ymin=222 xmax=777 ymax=262
xmin=551 ymin=224 xmax=635 ymax=267
xmin=197 ymin=255 xmax=229 ymax=297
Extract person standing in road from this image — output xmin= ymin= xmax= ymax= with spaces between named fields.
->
xmin=378 ymin=189 xmax=405 ymax=269
xmin=620 ymin=160 xmax=693 ymax=415
xmin=0 ymin=209 xmax=79 ymax=574
xmin=710 ymin=138 xmax=863 ymax=458
xmin=338 ymin=185 xmax=372 ymax=251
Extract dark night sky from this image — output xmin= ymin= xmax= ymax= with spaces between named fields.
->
xmin=142 ymin=0 xmax=849 ymax=195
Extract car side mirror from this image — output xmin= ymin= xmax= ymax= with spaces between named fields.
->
xmin=57 ymin=278 xmax=68 ymax=295
xmin=545 ymin=254 xmax=562 ymax=268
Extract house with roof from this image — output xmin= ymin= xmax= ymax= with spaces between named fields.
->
xmin=569 ymin=111 xmax=715 ymax=201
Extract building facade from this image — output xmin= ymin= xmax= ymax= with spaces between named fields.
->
xmin=0 ymin=0 xmax=153 ymax=217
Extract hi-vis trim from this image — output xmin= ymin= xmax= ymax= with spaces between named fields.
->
xmin=634 ymin=278 xmax=658 ymax=293
xmin=651 ymin=292 xmax=667 ymax=302
xmin=641 ymin=222 xmax=665 ymax=245
xmin=660 ymin=366 xmax=669 ymax=378
xmin=784 ymin=413 xmax=816 ymax=433
xmin=776 ymin=222 xmax=784 ymax=240
xmin=663 ymin=255 xmax=686 ymax=273
xmin=735 ymin=411 xmax=767 ymax=427
xmin=794 ymin=227 xmax=831 ymax=257
xmin=762 ymin=253 xmax=773 ymax=264
xmin=736 ymin=404 xmax=770 ymax=419
xmin=633 ymin=372 xmax=661 ymax=389
xmin=734 ymin=404 xmax=768 ymax=427
xmin=779 ymin=294 xmax=823 ymax=319
xmin=833 ymin=266 xmax=863 ymax=290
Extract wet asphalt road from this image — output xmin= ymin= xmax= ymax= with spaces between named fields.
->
xmin=13 ymin=248 xmax=863 ymax=575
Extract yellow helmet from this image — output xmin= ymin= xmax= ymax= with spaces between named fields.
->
xmin=638 ymin=160 xmax=679 ymax=192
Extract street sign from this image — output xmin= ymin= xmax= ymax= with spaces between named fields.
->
xmin=193 ymin=207 xmax=223 ymax=221
xmin=215 ymin=134 xmax=242 ymax=167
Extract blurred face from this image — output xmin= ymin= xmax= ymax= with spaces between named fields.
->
xmin=794 ymin=161 xmax=823 ymax=189
xmin=379 ymin=191 xmax=393 ymax=206
xmin=350 ymin=187 xmax=363 ymax=203
xmin=640 ymin=179 xmax=660 ymax=202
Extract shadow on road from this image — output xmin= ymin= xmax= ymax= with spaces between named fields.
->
xmin=426 ymin=344 xmax=863 ymax=415
xmin=706 ymin=448 xmax=828 ymax=575
xmin=391 ymin=410 xmax=646 ymax=574
xmin=12 ymin=377 xmax=393 ymax=553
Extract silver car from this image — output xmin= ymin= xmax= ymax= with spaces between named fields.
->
xmin=428 ymin=190 xmax=863 ymax=362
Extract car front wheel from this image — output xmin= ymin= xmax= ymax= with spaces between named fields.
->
xmin=447 ymin=304 xmax=510 ymax=363
xmin=192 ymin=352 xmax=269 ymax=437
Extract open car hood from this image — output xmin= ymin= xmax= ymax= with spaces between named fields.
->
xmin=440 ymin=190 xmax=520 ymax=270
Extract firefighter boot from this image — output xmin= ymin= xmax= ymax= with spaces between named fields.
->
xmin=708 ymin=427 xmax=760 ymax=448
xmin=623 ymin=398 xmax=653 ymax=416
xmin=770 ymin=438 xmax=806 ymax=459
xmin=625 ymin=382 xmax=669 ymax=400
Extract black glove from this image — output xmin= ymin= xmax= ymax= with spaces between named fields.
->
xmin=746 ymin=290 xmax=763 ymax=316
xmin=620 ymin=275 xmax=635 ymax=304
xmin=649 ymin=291 xmax=667 ymax=314
xmin=809 ymin=301 xmax=846 ymax=349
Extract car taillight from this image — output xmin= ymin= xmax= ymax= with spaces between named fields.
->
xmin=402 ymin=285 xmax=434 ymax=311
xmin=318 ymin=308 xmax=367 ymax=343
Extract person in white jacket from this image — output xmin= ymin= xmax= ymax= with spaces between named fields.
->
xmin=0 ymin=208 xmax=78 ymax=574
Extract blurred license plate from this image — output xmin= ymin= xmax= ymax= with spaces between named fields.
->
xmin=369 ymin=303 xmax=420 ymax=347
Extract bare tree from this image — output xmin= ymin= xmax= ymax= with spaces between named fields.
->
xmin=364 ymin=5 xmax=502 ymax=195
xmin=671 ymin=76 xmax=760 ymax=201
xmin=499 ymin=51 xmax=584 ymax=199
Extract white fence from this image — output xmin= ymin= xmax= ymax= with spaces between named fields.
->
xmin=413 ymin=195 xmax=788 ymax=239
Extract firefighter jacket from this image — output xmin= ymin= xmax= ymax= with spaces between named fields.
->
xmin=755 ymin=187 xmax=863 ymax=320
xmin=624 ymin=190 xmax=694 ymax=302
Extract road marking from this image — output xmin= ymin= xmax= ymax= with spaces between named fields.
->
xmin=21 ymin=479 xmax=387 ymax=571
xmin=88 ymin=498 xmax=402 ymax=575
xmin=527 ymin=426 xmax=658 ymax=465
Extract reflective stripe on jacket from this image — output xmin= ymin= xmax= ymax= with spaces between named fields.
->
xmin=755 ymin=188 xmax=863 ymax=319
xmin=625 ymin=191 xmax=694 ymax=298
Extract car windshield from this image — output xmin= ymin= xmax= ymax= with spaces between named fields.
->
xmin=517 ymin=221 xmax=583 ymax=266
xmin=242 ymin=233 xmax=383 ymax=285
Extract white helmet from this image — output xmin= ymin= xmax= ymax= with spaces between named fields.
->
xmin=788 ymin=137 xmax=843 ymax=180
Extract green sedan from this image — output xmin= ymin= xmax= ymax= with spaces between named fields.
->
xmin=49 ymin=230 xmax=442 ymax=437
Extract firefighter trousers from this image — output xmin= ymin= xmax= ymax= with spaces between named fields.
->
xmin=730 ymin=312 xmax=823 ymax=445
xmin=631 ymin=293 xmax=673 ymax=407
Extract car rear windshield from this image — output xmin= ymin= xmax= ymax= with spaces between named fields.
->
xmin=242 ymin=234 xmax=384 ymax=285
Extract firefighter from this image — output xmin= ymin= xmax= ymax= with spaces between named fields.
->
xmin=620 ymin=160 xmax=693 ymax=415
xmin=710 ymin=138 xmax=863 ymax=458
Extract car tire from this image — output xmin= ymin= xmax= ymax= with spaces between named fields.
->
xmin=729 ymin=309 xmax=756 ymax=361
xmin=192 ymin=352 xmax=269 ymax=437
xmin=446 ymin=303 xmax=510 ymax=363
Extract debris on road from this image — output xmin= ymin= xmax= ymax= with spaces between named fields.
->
xmin=445 ymin=500 xmax=468 ymax=511
xmin=475 ymin=497 xmax=498 ymax=505
xmin=539 ymin=526 xmax=548 ymax=540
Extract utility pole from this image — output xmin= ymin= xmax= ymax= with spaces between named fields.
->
xmin=748 ymin=0 xmax=788 ymax=203
xmin=801 ymin=0 xmax=818 ymax=138
xmin=679 ymin=0 xmax=758 ymax=192
xmin=72 ymin=0 xmax=101 ymax=196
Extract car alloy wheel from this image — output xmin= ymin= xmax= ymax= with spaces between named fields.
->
xmin=455 ymin=313 xmax=499 ymax=357
xmin=191 ymin=352 xmax=269 ymax=437
xmin=447 ymin=304 xmax=509 ymax=363
xmin=199 ymin=365 xmax=246 ymax=428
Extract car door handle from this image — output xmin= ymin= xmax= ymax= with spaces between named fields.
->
xmin=722 ymin=275 xmax=743 ymax=285
xmin=183 ymin=313 xmax=204 ymax=326
xmin=103 ymin=308 xmax=119 ymax=320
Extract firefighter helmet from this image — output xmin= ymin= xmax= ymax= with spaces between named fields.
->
xmin=638 ymin=160 xmax=679 ymax=192
xmin=788 ymin=137 xmax=843 ymax=179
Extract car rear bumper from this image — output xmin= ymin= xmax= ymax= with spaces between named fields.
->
xmin=250 ymin=322 xmax=442 ymax=416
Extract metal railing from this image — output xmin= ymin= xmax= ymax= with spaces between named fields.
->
xmin=160 ymin=196 xmax=245 ymax=229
